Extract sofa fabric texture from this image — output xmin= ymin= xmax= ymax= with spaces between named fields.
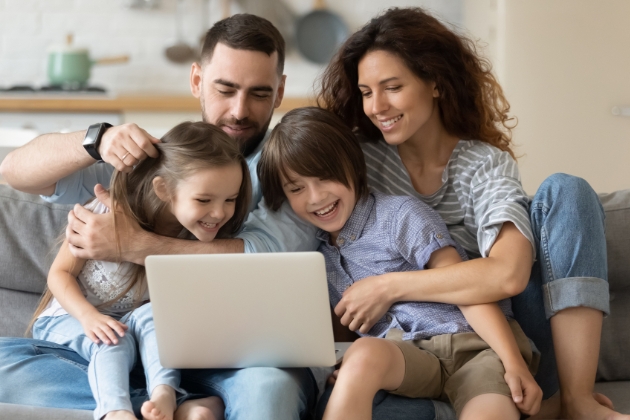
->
xmin=0 ymin=184 xmax=628 ymax=417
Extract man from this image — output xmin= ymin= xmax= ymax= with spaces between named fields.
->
xmin=0 ymin=14 xmax=317 ymax=420
xmin=0 ymin=13 xmax=448 ymax=420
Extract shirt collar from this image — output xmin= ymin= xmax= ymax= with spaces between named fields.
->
xmin=315 ymin=193 xmax=375 ymax=246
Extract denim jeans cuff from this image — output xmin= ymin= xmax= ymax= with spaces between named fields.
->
xmin=543 ymin=277 xmax=610 ymax=319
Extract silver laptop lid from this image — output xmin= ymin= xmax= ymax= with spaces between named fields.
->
xmin=145 ymin=252 xmax=336 ymax=368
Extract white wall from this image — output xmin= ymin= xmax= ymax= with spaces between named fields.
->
xmin=0 ymin=0 xmax=462 ymax=97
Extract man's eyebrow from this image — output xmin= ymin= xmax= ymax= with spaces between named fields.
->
xmin=213 ymin=79 xmax=273 ymax=93
xmin=213 ymin=79 xmax=240 ymax=89
xmin=358 ymin=76 xmax=400 ymax=88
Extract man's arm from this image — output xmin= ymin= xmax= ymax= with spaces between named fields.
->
xmin=0 ymin=131 xmax=89 ymax=195
xmin=0 ymin=124 xmax=159 ymax=196
xmin=67 ymin=186 xmax=318 ymax=264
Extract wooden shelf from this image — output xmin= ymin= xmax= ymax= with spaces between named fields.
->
xmin=0 ymin=95 xmax=315 ymax=113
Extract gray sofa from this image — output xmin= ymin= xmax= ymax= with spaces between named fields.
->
xmin=0 ymin=184 xmax=629 ymax=418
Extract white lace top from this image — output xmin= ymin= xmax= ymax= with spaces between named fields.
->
xmin=39 ymin=199 xmax=150 ymax=319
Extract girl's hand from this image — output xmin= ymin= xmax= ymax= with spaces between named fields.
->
xmin=504 ymin=366 xmax=542 ymax=416
xmin=80 ymin=312 xmax=128 ymax=345
xmin=334 ymin=274 xmax=394 ymax=334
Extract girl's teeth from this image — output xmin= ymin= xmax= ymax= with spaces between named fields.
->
xmin=200 ymin=221 xmax=217 ymax=228
xmin=381 ymin=115 xmax=402 ymax=127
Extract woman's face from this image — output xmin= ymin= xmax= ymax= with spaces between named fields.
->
xmin=358 ymin=50 xmax=440 ymax=146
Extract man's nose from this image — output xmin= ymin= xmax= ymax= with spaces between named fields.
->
xmin=230 ymin=93 xmax=249 ymax=121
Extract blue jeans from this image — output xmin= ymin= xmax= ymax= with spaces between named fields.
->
xmin=32 ymin=303 xmax=182 ymax=420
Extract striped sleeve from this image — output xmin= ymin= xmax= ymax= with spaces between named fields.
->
xmin=469 ymin=151 xmax=535 ymax=258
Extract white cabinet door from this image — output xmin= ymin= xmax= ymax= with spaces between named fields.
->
xmin=500 ymin=0 xmax=630 ymax=193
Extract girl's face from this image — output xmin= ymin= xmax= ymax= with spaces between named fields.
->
xmin=156 ymin=163 xmax=243 ymax=242
xmin=358 ymin=50 xmax=441 ymax=146
xmin=281 ymin=171 xmax=356 ymax=243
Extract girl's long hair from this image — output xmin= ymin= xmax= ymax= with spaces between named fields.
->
xmin=28 ymin=122 xmax=251 ymax=334
xmin=318 ymin=7 xmax=516 ymax=157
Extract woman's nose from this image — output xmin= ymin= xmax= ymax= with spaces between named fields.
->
xmin=371 ymin=91 xmax=389 ymax=115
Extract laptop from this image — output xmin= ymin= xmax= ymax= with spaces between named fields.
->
xmin=145 ymin=252 xmax=339 ymax=369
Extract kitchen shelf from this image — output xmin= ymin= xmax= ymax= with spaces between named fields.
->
xmin=0 ymin=95 xmax=315 ymax=113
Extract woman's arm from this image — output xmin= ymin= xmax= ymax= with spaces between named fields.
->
xmin=335 ymin=223 xmax=531 ymax=333
xmin=48 ymin=240 xmax=128 ymax=344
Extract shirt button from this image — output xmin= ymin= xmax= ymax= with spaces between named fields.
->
xmin=338 ymin=238 xmax=345 ymax=245
xmin=385 ymin=314 xmax=392 ymax=322
xmin=350 ymin=235 xmax=356 ymax=241
xmin=436 ymin=233 xmax=444 ymax=239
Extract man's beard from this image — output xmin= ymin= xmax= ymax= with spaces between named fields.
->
xmin=201 ymin=98 xmax=272 ymax=156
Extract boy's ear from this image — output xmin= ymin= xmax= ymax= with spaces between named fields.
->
xmin=152 ymin=177 xmax=170 ymax=202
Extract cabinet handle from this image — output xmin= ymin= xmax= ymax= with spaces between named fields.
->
xmin=611 ymin=106 xmax=630 ymax=117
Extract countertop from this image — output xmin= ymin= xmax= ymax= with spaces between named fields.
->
xmin=0 ymin=94 xmax=314 ymax=113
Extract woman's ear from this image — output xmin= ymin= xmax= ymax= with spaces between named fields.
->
xmin=432 ymin=81 xmax=440 ymax=98
xmin=152 ymin=176 xmax=170 ymax=202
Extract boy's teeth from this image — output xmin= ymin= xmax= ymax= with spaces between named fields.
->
xmin=381 ymin=115 xmax=402 ymax=127
xmin=315 ymin=201 xmax=337 ymax=216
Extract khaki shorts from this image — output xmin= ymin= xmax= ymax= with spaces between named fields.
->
xmin=387 ymin=319 xmax=539 ymax=416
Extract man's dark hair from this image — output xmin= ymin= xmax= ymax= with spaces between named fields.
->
xmin=201 ymin=13 xmax=285 ymax=75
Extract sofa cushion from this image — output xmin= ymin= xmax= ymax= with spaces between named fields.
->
xmin=0 ymin=185 xmax=71 ymax=295
xmin=598 ymin=189 xmax=630 ymax=381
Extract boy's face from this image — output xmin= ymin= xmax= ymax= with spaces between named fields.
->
xmin=281 ymin=171 xmax=356 ymax=243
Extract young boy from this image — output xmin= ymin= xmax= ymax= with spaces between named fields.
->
xmin=258 ymin=107 xmax=542 ymax=420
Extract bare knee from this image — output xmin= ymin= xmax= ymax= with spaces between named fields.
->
xmin=339 ymin=338 xmax=403 ymax=386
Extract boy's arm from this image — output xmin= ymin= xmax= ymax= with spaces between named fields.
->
xmin=430 ymin=249 xmax=542 ymax=415
xmin=457 ymin=304 xmax=542 ymax=415
xmin=48 ymin=240 xmax=128 ymax=345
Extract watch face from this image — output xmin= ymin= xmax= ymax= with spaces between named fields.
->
xmin=83 ymin=123 xmax=109 ymax=160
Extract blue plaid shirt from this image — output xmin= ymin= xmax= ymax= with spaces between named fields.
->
xmin=317 ymin=191 xmax=513 ymax=341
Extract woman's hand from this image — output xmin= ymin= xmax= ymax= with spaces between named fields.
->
xmin=334 ymin=273 xmax=395 ymax=334
xmin=504 ymin=365 xmax=542 ymax=416
xmin=80 ymin=311 xmax=128 ymax=345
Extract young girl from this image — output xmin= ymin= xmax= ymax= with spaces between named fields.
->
xmin=318 ymin=7 xmax=618 ymax=420
xmin=258 ymin=106 xmax=542 ymax=420
xmin=29 ymin=121 xmax=251 ymax=420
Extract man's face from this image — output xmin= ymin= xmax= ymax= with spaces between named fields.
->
xmin=190 ymin=43 xmax=286 ymax=154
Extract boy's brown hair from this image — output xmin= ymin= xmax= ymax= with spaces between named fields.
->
xmin=258 ymin=107 xmax=368 ymax=211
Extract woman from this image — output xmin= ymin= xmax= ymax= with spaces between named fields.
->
xmin=318 ymin=7 xmax=623 ymax=420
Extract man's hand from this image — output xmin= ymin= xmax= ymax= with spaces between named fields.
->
xmin=99 ymin=123 xmax=160 ymax=172
xmin=504 ymin=365 xmax=543 ymax=416
xmin=67 ymin=185 xmax=144 ymax=262
xmin=79 ymin=310 xmax=128 ymax=345
xmin=334 ymin=273 xmax=394 ymax=334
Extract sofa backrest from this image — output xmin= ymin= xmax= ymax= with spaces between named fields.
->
xmin=0 ymin=184 xmax=629 ymax=380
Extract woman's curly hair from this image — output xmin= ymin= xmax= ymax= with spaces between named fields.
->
xmin=317 ymin=7 xmax=516 ymax=157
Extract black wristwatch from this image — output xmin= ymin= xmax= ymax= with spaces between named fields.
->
xmin=82 ymin=122 xmax=112 ymax=161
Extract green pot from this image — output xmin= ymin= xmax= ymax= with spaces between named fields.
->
xmin=47 ymin=44 xmax=130 ymax=87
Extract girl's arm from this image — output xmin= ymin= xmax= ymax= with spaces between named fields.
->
xmin=48 ymin=239 xmax=128 ymax=345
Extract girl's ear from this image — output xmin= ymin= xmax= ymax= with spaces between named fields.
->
xmin=152 ymin=176 xmax=170 ymax=202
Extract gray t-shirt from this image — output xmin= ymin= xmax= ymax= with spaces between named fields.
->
xmin=362 ymin=139 xmax=535 ymax=259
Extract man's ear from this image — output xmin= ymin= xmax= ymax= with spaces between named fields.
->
xmin=274 ymin=74 xmax=286 ymax=109
xmin=190 ymin=62 xmax=202 ymax=98
xmin=152 ymin=176 xmax=170 ymax=202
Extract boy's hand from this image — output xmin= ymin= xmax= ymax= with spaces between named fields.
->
xmin=80 ymin=312 xmax=128 ymax=345
xmin=327 ymin=369 xmax=339 ymax=385
xmin=504 ymin=366 xmax=542 ymax=415
xmin=335 ymin=274 xmax=394 ymax=333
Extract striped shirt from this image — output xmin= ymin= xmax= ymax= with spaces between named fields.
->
xmin=362 ymin=139 xmax=535 ymax=259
